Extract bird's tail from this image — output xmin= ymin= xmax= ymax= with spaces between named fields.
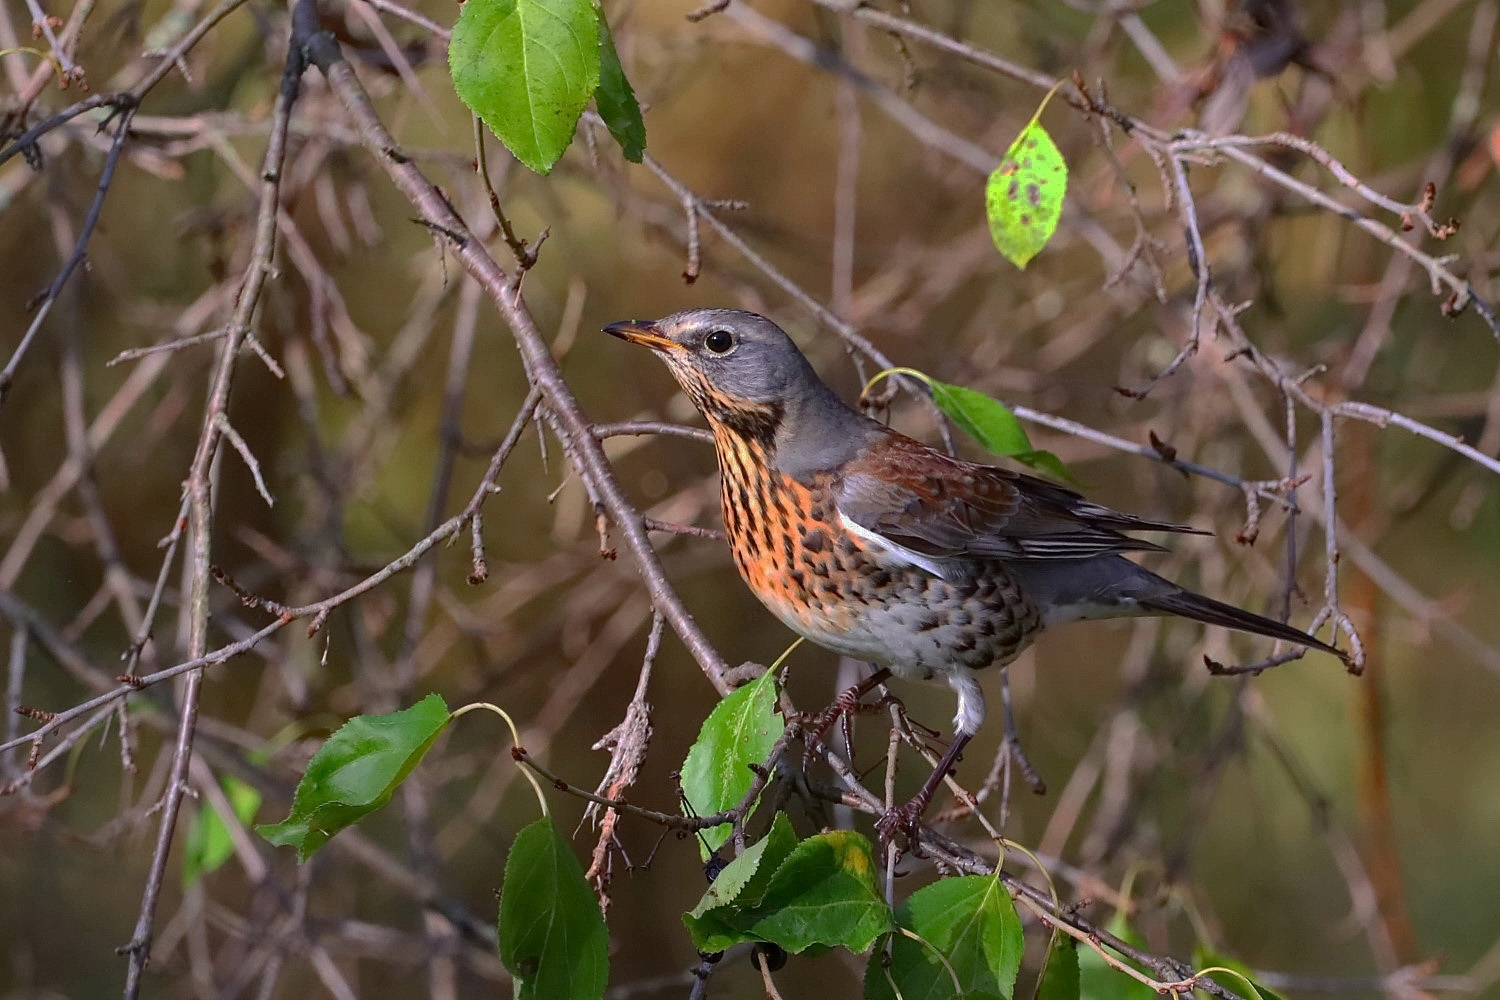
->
xmin=1013 ymin=554 xmax=1349 ymax=665
xmin=1134 ymin=587 xmax=1348 ymax=664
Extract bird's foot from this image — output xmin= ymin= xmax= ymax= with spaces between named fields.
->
xmin=875 ymin=799 xmax=928 ymax=858
xmin=798 ymin=668 xmax=893 ymax=771
xmin=801 ymin=685 xmax=866 ymax=743
xmin=875 ymin=731 xmax=973 ymax=856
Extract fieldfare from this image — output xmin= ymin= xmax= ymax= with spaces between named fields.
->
xmin=605 ymin=308 xmax=1348 ymax=841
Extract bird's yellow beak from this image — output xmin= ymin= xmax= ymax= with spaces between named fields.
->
xmin=603 ymin=319 xmax=684 ymax=352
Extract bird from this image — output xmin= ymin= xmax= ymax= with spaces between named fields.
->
xmin=604 ymin=308 xmax=1349 ymax=843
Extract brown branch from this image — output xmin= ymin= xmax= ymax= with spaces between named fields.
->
xmin=0 ymin=101 xmax=135 ymax=409
xmin=299 ymin=14 xmax=732 ymax=693
xmin=120 ymin=14 xmax=307 ymax=987
xmin=0 ymin=0 xmax=248 ymax=168
xmin=592 ymin=420 xmax=714 ymax=445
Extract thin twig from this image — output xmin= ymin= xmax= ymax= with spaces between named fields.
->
xmin=304 ymin=22 xmax=733 ymax=692
xmin=120 ymin=9 xmax=308 ymax=988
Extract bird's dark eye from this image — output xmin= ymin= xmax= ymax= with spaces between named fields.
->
xmin=703 ymin=329 xmax=735 ymax=355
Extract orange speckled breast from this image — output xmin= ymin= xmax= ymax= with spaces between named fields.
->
xmin=714 ymin=428 xmax=861 ymax=640
xmin=709 ymin=424 xmax=1044 ymax=676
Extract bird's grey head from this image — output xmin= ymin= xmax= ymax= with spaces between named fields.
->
xmin=603 ymin=309 xmax=827 ymax=434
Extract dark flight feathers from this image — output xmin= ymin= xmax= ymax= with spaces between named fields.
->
xmin=835 ymin=430 xmax=1207 ymax=565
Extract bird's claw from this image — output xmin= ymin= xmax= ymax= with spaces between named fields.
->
xmin=875 ymin=800 xmax=927 ymax=858
xmin=799 ymin=672 xmax=894 ymax=771
xmin=802 ymin=684 xmax=865 ymax=743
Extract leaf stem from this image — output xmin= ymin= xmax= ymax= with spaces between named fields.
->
xmin=860 ymin=366 xmax=931 ymax=403
xmin=1030 ymin=77 xmax=1068 ymax=126
xmin=451 ymin=702 xmax=550 ymax=817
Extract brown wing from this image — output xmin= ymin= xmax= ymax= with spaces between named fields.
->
xmin=834 ymin=431 xmax=1206 ymax=565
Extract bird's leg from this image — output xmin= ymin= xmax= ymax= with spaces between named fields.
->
xmin=800 ymin=666 xmax=893 ymax=772
xmin=875 ymin=731 xmax=973 ymax=851
xmin=948 ymin=675 xmax=1045 ymax=826
xmin=877 ymin=670 xmax=984 ymax=850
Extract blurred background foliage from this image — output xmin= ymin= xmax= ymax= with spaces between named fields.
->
xmin=2 ymin=0 xmax=1499 ymax=996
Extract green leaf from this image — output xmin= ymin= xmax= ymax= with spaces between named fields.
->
xmin=985 ymin=108 xmax=1066 ymax=269
xmin=183 ymin=775 xmax=261 ymax=887
xmin=1037 ymin=940 xmax=1082 ymax=1000
xmin=680 ymin=669 xmax=784 ymax=855
xmin=1078 ymin=915 xmax=1154 ymax=1000
xmin=450 ymin=0 xmax=603 ymax=174
xmin=687 ymin=812 xmax=798 ymax=919
xmin=1012 ymin=449 xmax=1073 ymax=483
xmin=912 ymin=373 xmax=1072 ymax=481
xmin=865 ymin=875 xmax=1024 ymax=1000
xmin=687 ymin=831 xmax=892 ymax=954
xmin=257 ymin=694 xmax=452 ymax=861
xmin=499 ymin=816 xmax=609 ymax=1000
xmin=927 ymin=379 xmax=1033 ymax=457
xmin=593 ymin=7 xmax=644 ymax=162
xmin=684 ymin=812 xmax=799 ymax=948
xmin=864 ymin=367 xmax=1071 ymax=480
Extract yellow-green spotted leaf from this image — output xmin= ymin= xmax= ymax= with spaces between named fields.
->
xmin=986 ymin=116 xmax=1066 ymax=269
